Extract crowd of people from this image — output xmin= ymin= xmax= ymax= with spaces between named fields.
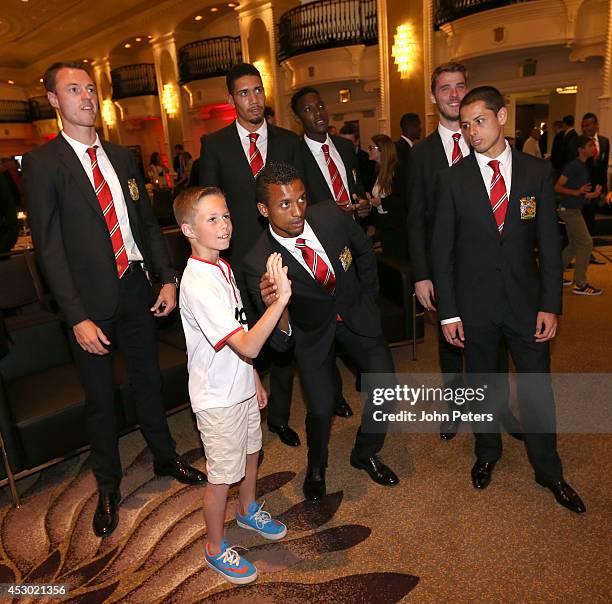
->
xmin=10 ymin=58 xmax=609 ymax=585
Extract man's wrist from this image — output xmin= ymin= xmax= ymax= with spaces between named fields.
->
xmin=162 ymin=276 xmax=179 ymax=288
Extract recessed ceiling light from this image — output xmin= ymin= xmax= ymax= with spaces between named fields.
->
xmin=124 ymin=43 xmax=132 ymax=48
xmin=39 ymin=78 xmax=43 ymax=83
xmin=82 ymin=59 xmax=89 ymax=63
xmin=135 ymin=37 xmax=142 ymax=42
xmin=210 ymin=7 xmax=219 ymax=12
xmin=194 ymin=15 xmax=203 ymax=21
xmin=147 ymin=35 xmax=153 ymax=39
xmin=228 ymin=2 xmax=236 ymax=6
xmin=8 ymin=80 xmax=15 ymax=85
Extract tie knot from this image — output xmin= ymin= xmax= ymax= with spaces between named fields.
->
xmin=295 ymin=237 xmax=306 ymax=248
xmin=248 ymin=133 xmax=259 ymax=143
xmin=86 ymin=146 xmax=98 ymax=161
xmin=488 ymin=159 xmax=500 ymax=173
xmin=321 ymin=143 xmax=329 ymax=157
xmin=452 ymin=133 xmax=461 ymax=143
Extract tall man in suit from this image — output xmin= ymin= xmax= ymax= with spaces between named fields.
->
xmin=406 ymin=62 xmax=520 ymax=440
xmin=22 ymin=62 xmax=205 ymax=537
xmin=432 ymin=86 xmax=585 ymax=514
xmin=244 ymin=161 xmax=399 ymax=501
xmin=198 ymin=63 xmax=303 ymax=448
xmin=581 ymin=112 xmax=610 ymax=264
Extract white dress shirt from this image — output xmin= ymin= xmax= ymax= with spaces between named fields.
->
xmin=269 ymin=221 xmax=335 ymax=280
xmin=522 ymin=136 xmax=542 ymax=159
xmin=438 ymin=123 xmax=471 ymax=166
xmin=441 ymin=141 xmax=513 ymax=326
xmin=401 ymin=135 xmax=414 ymax=148
xmin=303 ymin=134 xmax=351 ymax=200
xmin=236 ymin=119 xmax=268 ymax=166
xmin=61 ymin=131 xmax=143 ymax=262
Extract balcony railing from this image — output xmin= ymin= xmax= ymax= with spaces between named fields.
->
xmin=111 ymin=64 xmax=158 ymax=100
xmin=434 ymin=0 xmax=534 ymax=28
xmin=278 ymin=0 xmax=377 ymax=62
xmin=178 ymin=36 xmax=243 ymax=85
xmin=28 ymin=96 xmax=56 ymax=121
xmin=0 ymin=100 xmax=30 ymax=123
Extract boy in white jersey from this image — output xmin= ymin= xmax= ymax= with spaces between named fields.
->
xmin=173 ymin=186 xmax=292 ymax=584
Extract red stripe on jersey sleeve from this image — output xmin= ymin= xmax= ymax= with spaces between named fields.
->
xmin=213 ymin=326 xmax=244 ymax=351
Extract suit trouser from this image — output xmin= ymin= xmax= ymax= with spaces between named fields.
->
xmin=437 ymin=325 xmax=521 ymax=432
xmin=267 ymin=350 xmax=344 ymax=426
xmin=462 ymin=320 xmax=563 ymax=483
xmin=69 ymin=267 xmax=176 ymax=492
xmin=296 ymin=324 xmax=394 ymax=467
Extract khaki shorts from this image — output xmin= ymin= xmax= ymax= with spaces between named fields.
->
xmin=195 ymin=394 xmax=262 ymax=485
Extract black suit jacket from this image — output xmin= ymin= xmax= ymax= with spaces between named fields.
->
xmin=563 ymin=128 xmax=579 ymax=166
xmin=242 ymin=201 xmax=381 ymax=363
xmin=406 ymin=129 xmax=449 ymax=282
xmin=297 ymin=135 xmax=365 ymax=205
xmin=199 ymin=121 xmax=300 ymax=262
xmin=22 ymin=134 xmax=175 ymax=326
xmin=586 ymin=135 xmax=610 ymax=193
xmin=550 ymin=130 xmax=566 ymax=172
xmin=395 ymin=137 xmax=412 ymax=167
xmin=432 ymin=150 xmax=562 ymax=334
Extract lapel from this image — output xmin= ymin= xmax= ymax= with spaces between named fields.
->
xmin=500 ymin=148 xmax=524 ymax=242
xmin=307 ymin=211 xmax=343 ymax=279
xmin=265 ymin=229 xmax=318 ymax=290
xmin=430 ymin=130 xmax=450 ymax=172
xmin=266 ymin=125 xmax=280 ymax=163
xmin=227 ymin=121 xmax=255 ymax=180
xmin=100 ymin=140 xmax=139 ymax=227
xmin=331 ymin=135 xmax=356 ymax=195
xmin=55 ymin=135 xmax=105 ymax=224
xmin=301 ymin=137 xmax=332 ymax=198
xmin=464 ymin=153 xmax=500 ymax=238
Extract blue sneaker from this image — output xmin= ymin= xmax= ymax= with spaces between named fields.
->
xmin=204 ymin=540 xmax=257 ymax=584
xmin=236 ymin=500 xmax=288 ymax=540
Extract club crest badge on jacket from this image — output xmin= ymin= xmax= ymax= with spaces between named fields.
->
xmin=339 ymin=246 xmax=352 ymax=271
xmin=519 ymin=196 xmax=536 ymax=220
xmin=128 ymin=178 xmax=140 ymax=201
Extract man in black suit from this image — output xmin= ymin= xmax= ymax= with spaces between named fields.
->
xmin=198 ymin=64 xmax=342 ymax=448
xmin=432 ymin=86 xmax=585 ymax=514
xmin=395 ymin=112 xmax=421 ymax=166
xmin=406 ymin=62 xmax=520 ymax=441
xmin=244 ymin=161 xmax=399 ymax=501
xmin=0 ymin=172 xmax=18 ymax=253
xmin=22 ymin=62 xmax=205 ymax=537
xmin=291 ymin=87 xmax=370 ymax=218
xmin=549 ymin=120 xmax=565 ymax=178
xmin=581 ymin=112 xmax=610 ymax=263
xmin=562 ymin=114 xmax=579 ymax=167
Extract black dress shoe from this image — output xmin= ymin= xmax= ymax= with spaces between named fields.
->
xmin=440 ymin=418 xmax=460 ymax=440
xmin=589 ymin=255 xmax=605 ymax=265
xmin=334 ymin=398 xmax=353 ymax=418
xmin=268 ymin=423 xmax=301 ymax=447
xmin=154 ymin=457 xmax=207 ymax=485
xmin=471 ymin=460 xmax=496 ymax=489
xmin=350 ymin=450 xmax=399 ymax=486
xmin=93 ymin=490 xmax=121 ymax=537
xmin=303 ymin=465 xmax=326 ymax=502
xmin=536 ymin=478 xmax=586 ymax=514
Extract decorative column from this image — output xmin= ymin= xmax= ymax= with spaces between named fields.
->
xmin=92 ymin=58 xmax=120 ymax=144
xmin=599 ymin=0 xmax=612 ymax=155
xmin=152 ymin=34 xmax=189 ymax=182
xmin=377 ymin=0 xmax=391 ymax=135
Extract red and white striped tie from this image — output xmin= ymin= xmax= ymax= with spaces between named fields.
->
xmin=451 ymin=132 xmax=463 ymax=165
xmin=295 ymin=238 xmax=335 ymax=294
xmin=86 ymin=146 xmax=129 ymax=277
xmin=321 ymin=144 xmax=350 ymax=207
xmin=488 ymin=159 xmax=508 ymax=235
xmin=248 ymin=133 xmax=264 ymax=177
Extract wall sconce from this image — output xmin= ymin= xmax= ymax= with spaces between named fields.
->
xmin=162 ymin=83 xmax=179 ymax=118
xmin=101 ymin=99 xmax=116 ymax=126
xmin=391 ymin=23 xmax=417 ymax=79
xmin=555 ymin=85 xmax=577 ymax=95
xmin=339 ymin=88 xmax=351 ymax=103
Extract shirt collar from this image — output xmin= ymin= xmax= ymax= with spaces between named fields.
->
xmin=235 ymin=118 xmax=267 ymax=142
xmin=437 ymin=122 xmax=462 ymax=142
xmin=61 ymin=130 xmax=102 ymax=161
xmin=268 ymin=220 xmax=314 ymax=249
xmin=401 ymin=135 xmax=414 ymax=147
xmin=304 ymin=133 xmax=332 ymax=155
xmin=474 ymin=140 xmax=512 ymax=172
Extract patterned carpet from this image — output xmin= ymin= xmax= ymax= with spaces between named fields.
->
xmin=0 ymin=245 xmax=611 ymax=602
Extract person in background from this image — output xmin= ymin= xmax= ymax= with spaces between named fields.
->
xmin=367 ymin=134 xmax=407 ymax=259
xmin=174 ymin=151 xmax=193 ymax=194
xmin=173 ymin=144 xmax=184 ymax=177
xmin=0 ymin=171 xmax=18 ymax=252
xmin=146 ymin=152 xmax=169 ymax=188
xmin=395 ymin=112 xmax=422 ymax=166
xmin=328 ymin=125 xmax=338 ymax=137
xmin=339 ymin=122 xmax=376 ymax=194
xmin=539 ymin=123 xmax=548 ymax=157
xmin=562 ymin=115 xmax=578 ymax=166
xmin=264 ymin=106 xmax=275 ymax=126
xmin=550 ymin=120 xmax=566 ymax=178
xmin=555 ymin=135 xmax=603 ymax=295
xmin=522 ymin=126 xmax=542 ymax=158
